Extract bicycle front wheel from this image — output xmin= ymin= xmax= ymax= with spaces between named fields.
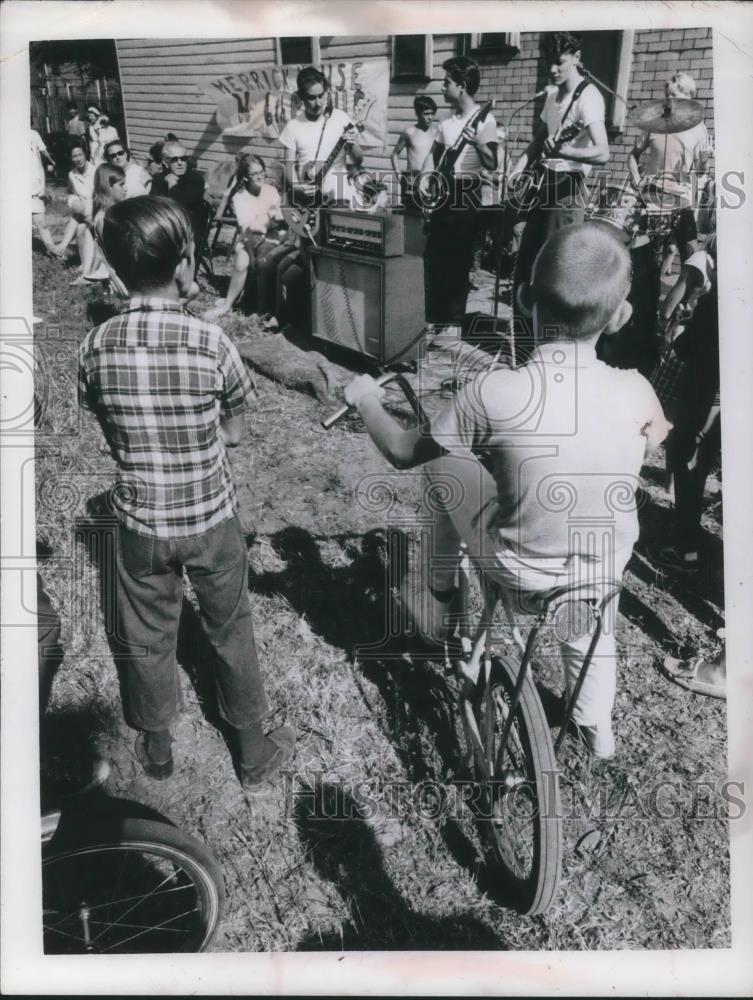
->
xmin=43 ymin=817 xmax=225 ymax=954
xmin=476 ymin=654 xmax=562 ymax=916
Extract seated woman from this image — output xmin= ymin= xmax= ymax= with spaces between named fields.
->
xmin=54 ymin=143 xmax=97 ymax=277
xmin=204 ymin=154 xmax=297 ymax=322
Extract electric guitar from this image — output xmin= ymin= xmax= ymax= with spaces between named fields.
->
xmin=419 ymin=100 xmax=495 ymax=215
xmin=504 ymin=121 xmax=583 ymax=219
xmin=296 ymin=120 xmax=357 ymax=201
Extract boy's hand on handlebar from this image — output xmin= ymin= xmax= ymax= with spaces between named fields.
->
xmin=344 ymin=374 xmax=386 ymax=410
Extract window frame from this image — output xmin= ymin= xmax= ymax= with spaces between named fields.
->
xmin=275 ymin=36 xmax=321 ymax=66
xmin=466 ymin=32 xmax=521 ymax=55
xmin=390 ymin=34 xmax=433 ymax=82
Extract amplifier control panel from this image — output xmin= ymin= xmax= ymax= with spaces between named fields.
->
xmin=321 ymin=209 xmax=405 ymax=257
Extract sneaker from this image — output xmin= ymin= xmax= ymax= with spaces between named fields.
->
xmin=399 ymin=569 xmax=456 ymax=646
xmin=239 ymin=724 xmax=296 ymax=794
xmin=654 ymin=544 xmax=699 ymax=572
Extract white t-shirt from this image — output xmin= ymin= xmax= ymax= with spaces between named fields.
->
xmin=124 ymin=160 xmax=151 ymax=198
xmin=432 ymin=340 xmax=670 ymax=563
xmin=232 ymin=184 xmax=282 ymax=235
xmin=278 ymin=107 xmax=354 ymax=201
xmin=641 ymin=122 xmax=711 ymax=201
xmin=540 ymin=83 xmax=605 ymax=176
xmin=438 ymin=106 xmax=498 ymax=177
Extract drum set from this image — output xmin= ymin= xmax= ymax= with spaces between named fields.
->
xmin=586 ymin=96 xmax=706 ymax=252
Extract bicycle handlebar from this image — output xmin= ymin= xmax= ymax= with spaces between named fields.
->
xmin=322 ymin=370 xmax=429 ymax=430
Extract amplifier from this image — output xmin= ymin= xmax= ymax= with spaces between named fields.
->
xmin=321 ymin=209 xmax=405 ymax=257
xmin=309 ymin=246 xmax=425 ymax=364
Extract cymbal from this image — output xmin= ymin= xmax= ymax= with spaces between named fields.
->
xmin=632 ymin=98 xmax=704 ymax=134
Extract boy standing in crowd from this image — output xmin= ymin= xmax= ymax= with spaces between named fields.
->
xmin=78 ymin=196 xmax=295 ymax=788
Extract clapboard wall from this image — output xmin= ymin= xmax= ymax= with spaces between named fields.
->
xmin=117 ymin=28 xmax=713 ymax=196
xmin=117 ymin=35 xmax=460 ymax=194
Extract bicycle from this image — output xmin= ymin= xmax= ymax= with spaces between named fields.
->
xmin=324 ymin=370 xmax=621 ymax=915
xmin=41 ymin=781 xmax=225 ymax=954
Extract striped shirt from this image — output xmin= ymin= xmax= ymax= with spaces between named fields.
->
xmin=78 ymin=297 xmax=253 ymax=538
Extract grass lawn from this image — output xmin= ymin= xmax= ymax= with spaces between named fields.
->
xmin=34 ymin=183 xmax=730 ymax=951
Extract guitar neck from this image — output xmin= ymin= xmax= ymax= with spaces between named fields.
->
xmin=312 ymin=129 xmax=350 ymax=188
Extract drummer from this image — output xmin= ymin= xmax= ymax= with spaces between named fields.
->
xmin=628 ymin=71 xmax=712 ymax=262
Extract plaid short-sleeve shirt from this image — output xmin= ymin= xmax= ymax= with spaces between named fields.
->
xmin=78 ymin=297 xmax=253 ymax=538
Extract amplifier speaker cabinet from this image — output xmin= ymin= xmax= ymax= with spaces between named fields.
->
xmin=309 ymin=247 xmax=425 ymax=364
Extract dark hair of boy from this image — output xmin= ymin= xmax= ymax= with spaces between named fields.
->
xmin=413 ymin=94 xmax=438 ymax=114
xmin=529 ymin=223 xmax=631 ymax=340
xmin=442 ymin=56 xmax=481 ymax=97
xmin=101 ymin=195 xmax=192 ymax=293
xmin=296 ymin=65 xmax=328 ymax=96
xmin=548 ymin=31 xmax=583 ymax=61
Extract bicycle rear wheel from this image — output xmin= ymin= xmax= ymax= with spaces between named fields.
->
xmin=43 ymin=817 xmax=224 ymax=954
xmin=475 ymin=654 xmax=562 ymax=916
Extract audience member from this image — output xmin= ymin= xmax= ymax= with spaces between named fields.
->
xmin=150 ymin=140 xmax=206 ymax=238
xmin=204 ymin=154 xmax=296 ymax=323
xmin=104 ymin=140 xmax=151 ymax=197
xmin=31 ymin=119 xmax=59 ymax=257
xmin=54 ymin=142 xmax=97 ymax=270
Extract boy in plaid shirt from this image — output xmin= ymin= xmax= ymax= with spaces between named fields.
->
xmin=79 ymin=196 xmax=295 ymax=788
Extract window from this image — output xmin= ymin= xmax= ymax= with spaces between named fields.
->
xmin=577 ymin=30 xmax=634 ymax=130
xmin=276 ymin=36 xmax=320 ymax=66
xmin=391 ymin=35 xmax=433 ymax=81
xmin=466 ymin=32 xmax=521 ymax=54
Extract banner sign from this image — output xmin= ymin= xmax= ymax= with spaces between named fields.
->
xmin=197 ymin=59 xmax=389 ymax=147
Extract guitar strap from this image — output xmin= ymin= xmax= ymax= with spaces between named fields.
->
xmin=551 ymin=78 xmax=590 ymax=144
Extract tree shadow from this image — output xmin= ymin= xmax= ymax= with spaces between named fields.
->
xmin=294 ymin=780 xmax=505 ymax=950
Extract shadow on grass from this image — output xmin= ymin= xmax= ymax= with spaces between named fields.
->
xmin=294 ymin=780 xmax=504 ymax=950
xmin=630 ymin=486 xmax=725 ymax=633
xmin=74 ymin=493 xmax=239 ymax=759
xmin=251 ymin=524 xmax=554 ymax=917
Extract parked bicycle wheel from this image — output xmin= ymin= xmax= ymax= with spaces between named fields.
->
xmin=475 ymin=653 xmax=562 ymax=916
xmin=43 ymin=817 xmax=224 ymax=954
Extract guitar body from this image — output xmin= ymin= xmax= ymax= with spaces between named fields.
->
xmin=504 ymin=121 xmax=582 ymax=222
xmin=421 ymin=100 xmax=494 ymax=219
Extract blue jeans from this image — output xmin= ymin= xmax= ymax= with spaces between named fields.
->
xmin=115 ymin=517 xmax=269 ymax=731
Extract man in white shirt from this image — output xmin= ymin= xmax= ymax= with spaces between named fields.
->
xmin=421 ymin=55 xmax=498 ymax=329
xmin=278 ymin=65 xmax=363 ymax=207
xmin=509 ymin=32 xmax=609 ymax=344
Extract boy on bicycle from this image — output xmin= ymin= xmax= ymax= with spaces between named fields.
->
xmin=344 ymin=223 xmax=670 ymax=758
xmin=78 ymin=196 xmax=295 ymax=787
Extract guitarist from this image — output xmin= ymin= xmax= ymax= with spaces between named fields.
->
xmin=279 ymin=65 xmax=363 ymax=209
xmin=509 ymin=33 xmax=609 ymax=341
xmin=422 ymin=56 xmax=498 ymax=330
